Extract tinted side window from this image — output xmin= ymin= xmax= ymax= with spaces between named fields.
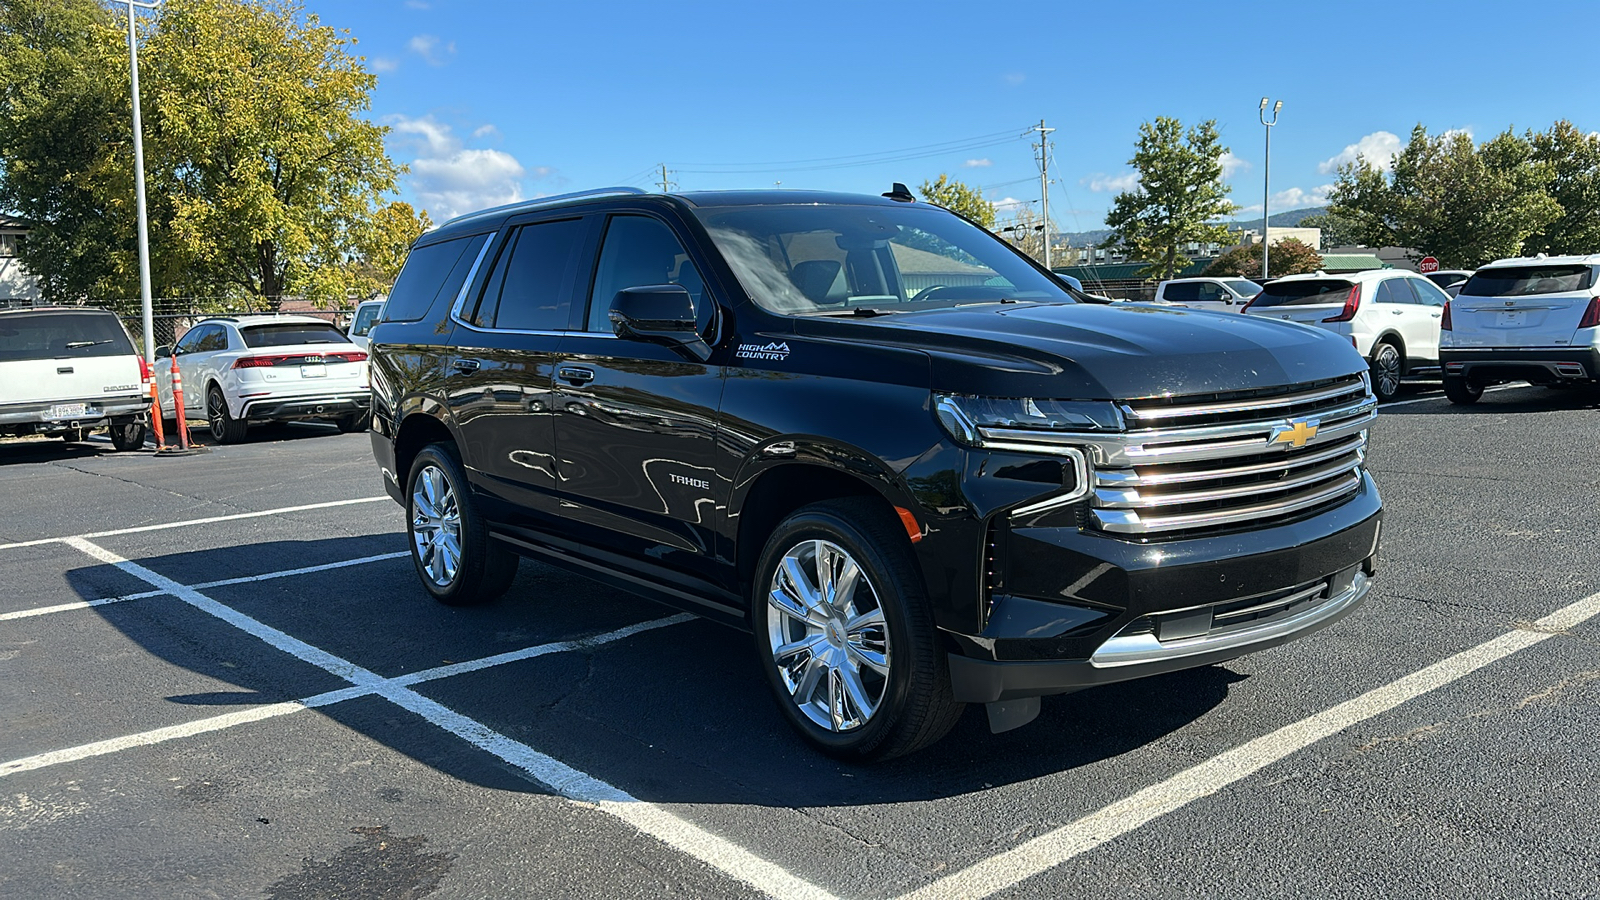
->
xmin=1162 ymin=282 xmax=1200 ymax=302
xmin=1375 ymin=279 xmax=1416 ymax=304
xmin=174 ymin=326 xmax=210 ymax=355
xmin=1196 ymin=282 xmax=1228 ymax=302
xmin=587 ymin=216 xmax=704 ymax=332
xmin=1411 ymin=278 xmax=1450 ymax=307
xmin=195 ymin=326 xmax=230 ymax=352
xmin=384 ymin=234 xmax=487 ymax=323
xmin=478 ymin=218 xmax=585 ymax=331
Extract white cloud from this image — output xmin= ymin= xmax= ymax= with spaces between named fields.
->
xmin=371 ymin=57 xmax=398 ymax=73
xmin=407 ymin=34 xmax=455 ymax=66
xmin=1441 ymin=127 xmax=1474 ymax=141
xmin=1318 ymin=131 xmax=1403 ymax=174
xmin=963 ymin=158 xmax=992 ymax=168
xmin=992 ymin=196 xmax=1032 ymax=213
xmin=471 ymin=124 xmax=500 ymax=140
xmin=1003 ymin=72 xmax=1025 ymax=85
xmin=1235 ymin=184 xmax=1335 ymax=216
xmin=388 ymin=115 xmax=533 ymax=220
xmin=1083 ymin=171 xmax=1139 ymax=193
xmin=1221 ymin=151 xmax=1250 ymax=177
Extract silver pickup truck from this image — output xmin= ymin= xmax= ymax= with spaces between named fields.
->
xmin=0 ymin=307 xmax=150 ymax=450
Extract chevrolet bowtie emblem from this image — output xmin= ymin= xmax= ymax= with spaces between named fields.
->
xmin=1269 ymin=418 xmax=1320 ymax=448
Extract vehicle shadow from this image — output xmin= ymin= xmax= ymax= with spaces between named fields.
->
xmin=0 ymin=436 xmax=128 ymax=464
xmin=1386 ymin=383 xmax=1600 ymax=416
xmin=68 ymin=535 xmax=1239 ymax=807
xmin=164 ymin=418 xmax=346 ymax=447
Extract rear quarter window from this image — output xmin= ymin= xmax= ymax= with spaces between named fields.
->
xmin=1251 ymin=280 xmax=1355 ymax=307
xmin=1460 ymin=265 xmax=1594 ymax=297
xmin=383 ymin=234 xmax=489 ymax=323
xmin=0 ymin=313 xmax=136 ymax=362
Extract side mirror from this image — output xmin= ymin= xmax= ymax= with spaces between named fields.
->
xmin=609 ymin=284 xmax=711 ymax=361
xmin=154 ymin=345 xmax=172 ymax=359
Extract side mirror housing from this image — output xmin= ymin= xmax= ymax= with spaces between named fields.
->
xmin=154 ymin=345 xmax=172 ymax=359
xmin=609 ymin=285 xmax=711 ymax=361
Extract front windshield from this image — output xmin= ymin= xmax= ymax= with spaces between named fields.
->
xmin=694 ymin=204 xmax=1073 ymax=315
xmin=1224 ymin=279 xmax=1262 ymax=298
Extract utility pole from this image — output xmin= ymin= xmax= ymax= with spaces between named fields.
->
xmin=1259 ymin=98 xmax=1282 ymax=280
xmin=656 ymin=163 xmax=676 ymax=193
xmin=1030 ymin=120 xmax=1056 ymax=268
xmin=123 ymin=0 xmax=160 ymax=362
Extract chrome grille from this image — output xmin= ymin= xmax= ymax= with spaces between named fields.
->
xmin=1081 ymin=375 xmax=1375 ymax=536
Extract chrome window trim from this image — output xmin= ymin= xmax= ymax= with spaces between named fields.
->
xmin=447 ymin=234 xmax=498 ymax=325
xmin=443 ymin=230 xmax=620 ymax=340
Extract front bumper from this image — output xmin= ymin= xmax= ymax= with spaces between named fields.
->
xmin=241 ymin=392 xmax=370 ymax=422
xmin=947 ymin=473 xmax=1382 ymax=703
xmin=1438 ymin=347 xmax=1600 ymax=383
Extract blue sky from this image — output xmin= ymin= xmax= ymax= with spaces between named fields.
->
xmin=328 ymin=0 xmax=1600 ymax=235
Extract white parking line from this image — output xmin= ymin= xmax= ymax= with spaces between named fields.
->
xmin=897 ymin=589 xmax=1600 ymax=900
xmin=50 ymin=538 xmax=836 ymax=900
xmin=0 ymin=551 xmax=410 ymax=624
xmin=0 ymin=496 xmax=390 ymax=551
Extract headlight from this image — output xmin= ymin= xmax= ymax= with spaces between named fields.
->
xmin=934 ymin=394 xmax=1122 ymax=449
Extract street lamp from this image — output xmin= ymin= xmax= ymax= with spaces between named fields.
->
xmin=121 ymin=0 xmax=159 ymax=363
xmin=1259 ymin=98 xmax=1282 ymax=281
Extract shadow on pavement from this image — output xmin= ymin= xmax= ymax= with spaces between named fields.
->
xmin=71 ymin=534 xmax=1239 ymax=807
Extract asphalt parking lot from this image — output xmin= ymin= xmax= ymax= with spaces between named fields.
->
xmin=2 ymin=385 xmax=1597 ymax=899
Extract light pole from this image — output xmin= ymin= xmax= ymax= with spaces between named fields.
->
xmin=1259 ymin=98 xmax=1282 ymax=281
xmin=122 ymin=0 xmax=159 ymax=362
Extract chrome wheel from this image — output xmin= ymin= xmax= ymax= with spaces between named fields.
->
xmin=410 ymin=464 xmax=462 ymax=588
xmin=1372 ymin=344 xmax=1402 ymax=399
xmin=208 ymin=389 xmax=227 ymax=440
xmin=766 ymin=539 xmax=890 ymax=733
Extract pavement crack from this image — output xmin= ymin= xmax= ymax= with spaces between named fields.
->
xmin=1351 ymin=668 xmax=1600 ymax=755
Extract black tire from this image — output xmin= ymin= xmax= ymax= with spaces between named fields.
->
xmin=752 ymin=497 xmax=964 ymax=760
xmin=1369 ymin=341 xmax=1403 ymax=402
xmin=1444 ymin=375 xmax=1483 ymax=405
xmin=405 ymin=442 xmax=517 ymax=606
xmin=109 ymin=417 xmax=146 ymax=451
xmin=207 ymin=386 xmax=248 ymax=444
xmin=335 ymin=412 xmax=368 ymax=434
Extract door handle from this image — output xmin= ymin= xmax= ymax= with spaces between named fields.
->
xmin=1430 ymin=313 xmax=1442 ymax=318
xmin=558 ymin=366 xmax=595 ymax=386
xmin=452 ymin=358 xmax=481 ymax=374
xmin=1391 ymin=310 xmax=1404 ymax=315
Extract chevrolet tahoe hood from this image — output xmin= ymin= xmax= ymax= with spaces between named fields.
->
xmin=794 ymin=301 xmax=1367 ymax=399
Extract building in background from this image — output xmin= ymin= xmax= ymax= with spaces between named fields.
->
xmin=0 ymin=215 xmax=40 ymax=305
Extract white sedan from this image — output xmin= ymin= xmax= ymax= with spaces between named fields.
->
xmin=154 ymin=314 xmax=370 ymax=443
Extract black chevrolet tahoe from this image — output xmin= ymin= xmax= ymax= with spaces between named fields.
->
xmin=367 ymin=186 xmax=1382 ymax=759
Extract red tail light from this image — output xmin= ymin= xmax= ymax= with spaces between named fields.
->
xmin=233 ymin=351 xmax=366 ymax=369
xmin=1579 ymin=296 xmax=1600 ymax=329
xmin=323 ymin=351 xmax=368 ymax=364
xmin=1441 ymin=301 xmax=1453 ymax=331
xmin=137 ymin=356 xmax=153 ymax=384
xmin=1322 ymin=283 xmax=1362 ymax=323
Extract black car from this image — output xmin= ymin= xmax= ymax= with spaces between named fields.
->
xmin=367 ymin=186 xmax=1383 ymax=759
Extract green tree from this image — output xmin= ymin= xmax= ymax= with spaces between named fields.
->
xmin=0 ymin=0 xmax=137 ymax=301
xmin=0 ymin=0 xmax=404 ymax=305
xmin=1296 ymin=209 xmax=1363 ymax=249
xmin=1103 ymin=117 xmax=1239 ymax=280
xmin=1203 ymin=238 xmax=1321 ymax=278
xmin=302 ymin=200 xmax=432 ymax=303
xmin=1526 ymin=120 xmax=1600 ymax=256
xmin=918 ymin=174 xmax=996 ymax=228
xmin=1328 ymin=125 xmax=1560 ymax=268
xmin=147 ymin=0 xmax=400 ymax=303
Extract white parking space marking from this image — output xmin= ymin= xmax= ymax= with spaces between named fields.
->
xmin=1380 ymin=383 xmax=1532 ymax=409
xmin=0 ymin=588 xmax=165 ymax=622
xmin=0 ymin=551 xmax=409 ymax=623
xmin=48 ymin=537 xmax=835 ymax=900
xmin=0 ymin=496 xmax=390 ymax=551
xmin=898 ymin=589 xmax=1600 ymax=900
xmin=0 ymin=617 xmax=689 ymax=779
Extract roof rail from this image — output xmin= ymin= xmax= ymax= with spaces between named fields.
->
xmin=438 ymin=187 xmax=649 ymax=229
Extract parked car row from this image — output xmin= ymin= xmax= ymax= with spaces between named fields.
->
xmin=0 ymin=307 xmax=151 ymax=450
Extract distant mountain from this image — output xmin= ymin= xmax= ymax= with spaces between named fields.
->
xmin=1054 ymin=207 xmax=1324 ymax=248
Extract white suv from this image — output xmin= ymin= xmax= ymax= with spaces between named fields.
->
xmin=1242 ymin=269 xmax=1450 ymax=401
xmin=1153 ymin=277 xmax=1261 ymax=312
xmin=1438 ymin=254 xmax=1600 ymax=404
xmin=154 ymin=314 xmax=370 ymax=443
xmin=0 ymin=307 xmax=150 ymax=450
xmin=347 ymin=299 xmax=384 ymax=350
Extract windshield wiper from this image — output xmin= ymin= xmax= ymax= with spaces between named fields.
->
xmin=65 ymin=340 xmax=113 ymax=349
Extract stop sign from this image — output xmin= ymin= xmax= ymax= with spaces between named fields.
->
xmin=1419 ymin=256 xmax=1440 ymax=273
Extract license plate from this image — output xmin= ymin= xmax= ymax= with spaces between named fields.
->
xmin=1497 ymin=311 xmax=1526 ymax=327
xmin=47 ymin=403 xmax=87 ymax=420
xmin=300 ymin=365 xmax=327 ymax=378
